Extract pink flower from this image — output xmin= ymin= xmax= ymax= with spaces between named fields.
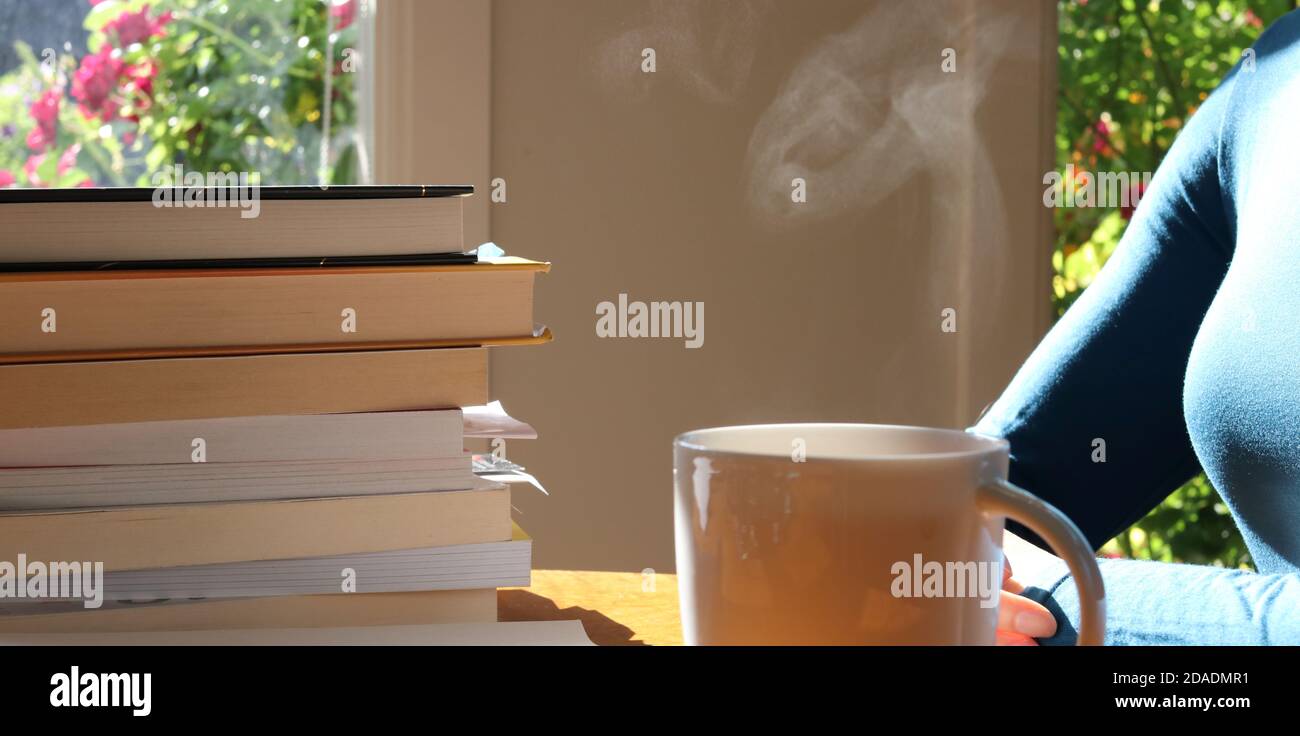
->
xmin=57 ymin=143 xmax=81 ymax=176
xmin=25 ymin=89 xmax=61 ymax=151
xmin=0 ymin=170 xmax=14 ymax=187
xmin=1091 ymin=119 xmax=1111 ymax=153
xmin=105 ymin=8 xmax=173 ymax=46
xmin=72 ymin=47 xmax=125 ymax=121
xmin=331 ymin=0 xmax=357 ymax=31
xmin=23 ymin=154 xmax=46 ymax=186
xmin=23 ymin=145 xmax=90 ymax=187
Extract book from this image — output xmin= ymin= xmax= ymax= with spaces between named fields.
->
xmin=0 ymin=347 xmax=488 ymax=429
xmin=0 ymin=258 xmax=549 ymax=360
xmin=0 ymin=486 xmax=512 ymax=571
xmin=0 ymin=589 xmax=498 ymax=633
xmin=0 ymin=410 xmax=468 ymax=466
xmin=60 ymin=525 xmax=531 ymax=600
xmin=0 ymin=183 xmax=551 ymax=640
xmin=0 ymin=457 xmax=483 ymax=511
xmin=0 ymin=185 xmax=471 ymax=262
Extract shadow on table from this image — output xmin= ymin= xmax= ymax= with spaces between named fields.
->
xmin=497 ymin=589 xmax=648 ymax=646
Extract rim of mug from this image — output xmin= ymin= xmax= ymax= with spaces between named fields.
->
xmin=674 ymin=423 xmax=1010 ymax=462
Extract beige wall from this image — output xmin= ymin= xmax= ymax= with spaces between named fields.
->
xmin=378 ymin=0 xmax=1057 ymax=573
xmin=374 ymin=0 xmax=492 ymax=245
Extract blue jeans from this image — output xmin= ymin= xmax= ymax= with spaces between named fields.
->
xmin=1022 ymin=557 xmax=1300 ymax=645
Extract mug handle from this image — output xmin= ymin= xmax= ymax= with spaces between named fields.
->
xmin=977 ymin=479 xmax=1106 ymax=646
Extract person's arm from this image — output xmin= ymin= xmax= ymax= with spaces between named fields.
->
xmin=972 ymin=71 xmax=1237 ymax=551
xmin=974 ymin=63 xmax=1253 ymax=644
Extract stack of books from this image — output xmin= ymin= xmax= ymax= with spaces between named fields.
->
xmin=0 ymin=185 xmax=549 ymax=634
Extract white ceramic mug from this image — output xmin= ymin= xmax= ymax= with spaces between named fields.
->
xmin=673 ymin=423 xmax=1105 ymax=645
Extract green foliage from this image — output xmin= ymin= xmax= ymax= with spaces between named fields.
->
xmin=1109 ymin=475 xmax=1253 ymax=567
xmin=1055 ymin=0 xmax=1292 ymax=569
xmin=0 ymin=0 xmax=359 ymax=187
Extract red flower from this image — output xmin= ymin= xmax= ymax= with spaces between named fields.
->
xmin=105 ymin=8 xmax=173 ymax=46
xmin=0 ymin=170 xmax=14 ymax=187
xmin=331 ymin=0 xmax=357 ymax=31
xmin=72 ymin=46 xmax=125 ymax=121
xmin=112 ymin=62 xmax=159 ymax=124
xmin=25 ymin=89 xmax=61 ymax=151
xmin=124 ymin=62 xmax=157 ymax=107
xmin=130 ymin=63 xmax=156 ymax=96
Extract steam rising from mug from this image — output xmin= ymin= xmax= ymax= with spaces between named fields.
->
xmin=592 ymin=0 xmax=773 ymax=103
xmin=742 ymin=2 xmax=1029 ymax=416
xmin=743 ymin=2 xmax=1021 ymax=227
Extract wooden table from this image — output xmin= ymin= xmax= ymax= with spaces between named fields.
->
xmin=499 ymin=570 xmax=683 ymax=645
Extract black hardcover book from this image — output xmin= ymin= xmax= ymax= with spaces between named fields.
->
xmin=0 ymin=184 xmax=473 ymax=204
xmin=0 ymin=252 xmax=479 ymax=273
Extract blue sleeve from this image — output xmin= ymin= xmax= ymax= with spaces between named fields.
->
xmin=971 ymin=71 xmax=1237 ymax=550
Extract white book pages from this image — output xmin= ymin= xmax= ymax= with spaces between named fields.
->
xmin=2 ymin=537 xmax=531 ymax=602
xmin=0 ymin=410 xmax=466 ymax=466
xmin=462 ymin=401 xmax=538 ymax=439
xmin=0 ymin=456 xmax=478 ymax=511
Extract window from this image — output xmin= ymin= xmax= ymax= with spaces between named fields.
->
xmin=0 ymin=0 xmax=373 ymax=189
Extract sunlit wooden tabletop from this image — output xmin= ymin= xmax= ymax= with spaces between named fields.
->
xmin=499 ymin=570 xmax=683 ymax=646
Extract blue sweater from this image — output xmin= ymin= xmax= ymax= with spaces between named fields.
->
xmin=973 ymin=12 xmax=1300 ymax=644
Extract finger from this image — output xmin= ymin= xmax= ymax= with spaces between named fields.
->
xmin=1002 ymin=558 xmax=1028 ymax=594
xmin=997 ymin=590 xmax=1057 ymax=639
xmin=1003 ymin=573 xmax=1027 ymax=595
xmin=996 ymin=630 xmax=1040 ymax=646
